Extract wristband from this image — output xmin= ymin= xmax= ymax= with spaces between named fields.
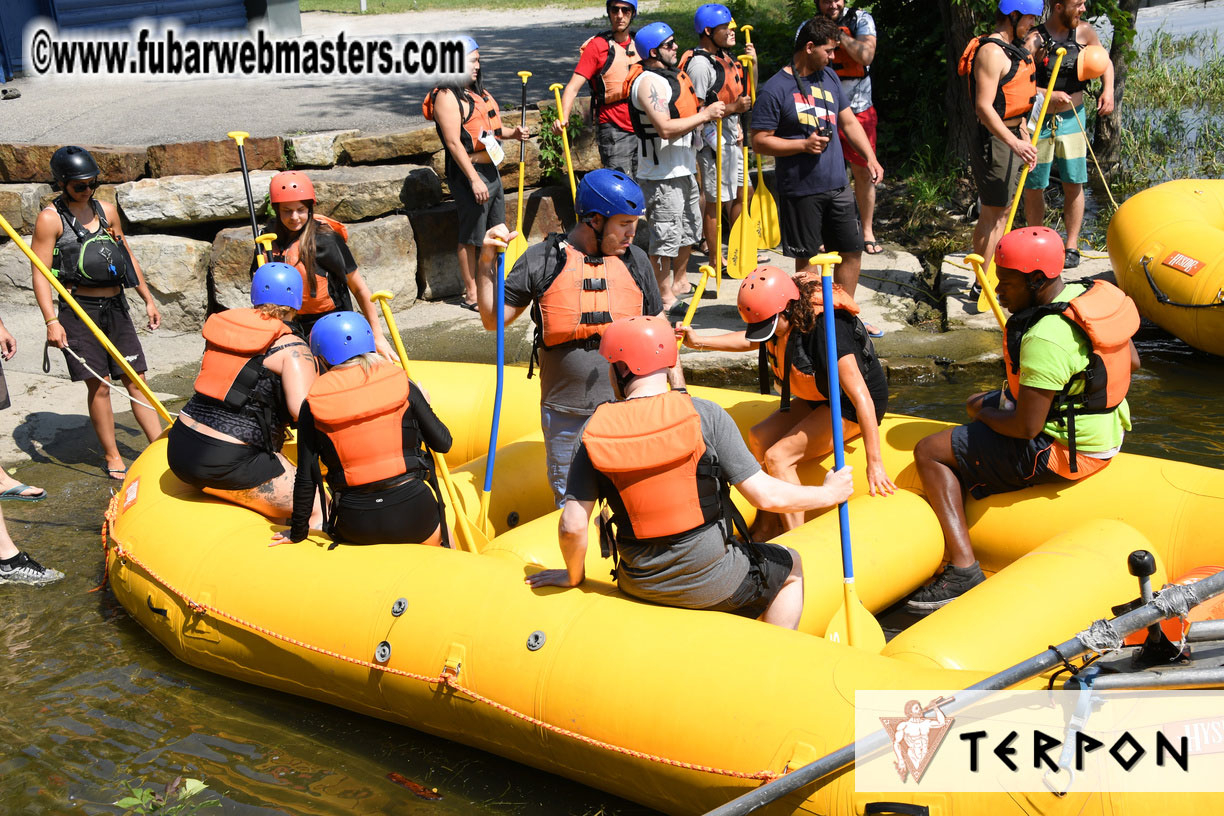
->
xmin=45 ymin=318 xmax=60 ymax=326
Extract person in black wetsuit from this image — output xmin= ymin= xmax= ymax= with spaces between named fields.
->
xmin=277 ymin=312 xmax=454 ymax=547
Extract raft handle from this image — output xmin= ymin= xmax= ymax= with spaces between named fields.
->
xmin=375 ymin=641 xmax=392 ymax=663
xmin=392 ymin=598 xmax=407 ymax=617
xmin=526 ymin=630 xmax=546 ymax=651
xmin=864 ymin=804 xmax=929 ymax=816
xmin=146 ymin=595 xmax=168 ymax=617
xmin=1140 ymin=255 xmax=1224 ymax=309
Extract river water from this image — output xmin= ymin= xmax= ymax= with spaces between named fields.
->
xmin=5 ymin=4 xmax=1224 ymax=816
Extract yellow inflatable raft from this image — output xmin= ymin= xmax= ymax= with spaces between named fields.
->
xmin=105 ymin=362 xmax=1224 ymax=815
xmin=1108 ymin=179 xmax=1224 ymax=356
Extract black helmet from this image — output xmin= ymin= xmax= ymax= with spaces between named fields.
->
xmin=50 ymin=146 xmax=100 ymax=186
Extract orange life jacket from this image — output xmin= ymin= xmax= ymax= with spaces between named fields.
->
xmin=624 ymin=64 xmax=701 ymax=164
xmin=534 ymin=236 xmax=645 ymax=352
xmin=1002 ymin=280 xmax=1139 ymax=472
xmin=422 ymin=86 xmax=503 ymax=155
xmin=958 ymin=34 xmax=1037 ymax=122
xmin=272 ymin=214 xmax=353 ymax=317
xmin=583 ymin=390 xmax=731 ymax=543
xmin=678 ymin=47 xmax=746 ymax=105
xmin=581 ymin=31 xmax=641 ymax=108
xmin=306 ymin=363 xmax=429 ymax=488
xmin=831 ymin=8 xmax=869 ymax=80
xmin=760 ymin=285 xmax=875 ymax=411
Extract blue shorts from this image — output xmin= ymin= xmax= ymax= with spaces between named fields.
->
xmin=541 ymin=406 xmax=591 ymax=508
xmin=950 ymin=420 xmax=1069 ymax=500
xmin=1025 ymin=105 xmax=1089 ymax=189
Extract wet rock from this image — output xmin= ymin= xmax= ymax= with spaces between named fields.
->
xmin=288 ymin=130 xmax=359 ymax=168
xmin=116 ymin=171 xmax=278 ymax=228
xmin=0 ymin=143 xmax=147 ymax=184
xmin=882 ymin=358 xmax=939 ymax=385
xmin=127 ymin=235 xmax=211 ymax=331
xmin=0 ymin=183 xmax=53 ymax=235
xmin=147 ymin=136 xmax=285 ymax=178
xmin=345 ymin=214 xmax=417 ymax=303
xmin=308 ymin=165 xmax=443 ymax=222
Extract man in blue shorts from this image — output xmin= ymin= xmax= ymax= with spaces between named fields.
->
xmin=1022 ymin=0 xmax=1114 ymax=269
xmin=909 ymin=226 xmax=1138 ymax=611
xmin=750 ymin=16 xmax=883 ymax=332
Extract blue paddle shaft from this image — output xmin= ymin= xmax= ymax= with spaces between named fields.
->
xmin=821 ymin=270 xmax=853 ymax=580
xmin=484 ymin=252 xmax=506 ymax=493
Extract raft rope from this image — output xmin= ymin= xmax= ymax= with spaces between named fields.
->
xmin=1069 ymin=98 xmax=1120 ymax=211
xmin=99 ymin=503 xmax=779 ymax=785
xmin=46 ymin=342 xmax=179 ymax=417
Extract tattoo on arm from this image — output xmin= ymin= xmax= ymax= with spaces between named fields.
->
xmin=648 ymin=85 xmax=667 ymax=113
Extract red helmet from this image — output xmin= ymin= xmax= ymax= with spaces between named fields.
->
xmin=599 ymin=315 xmax=677 ymax=375
xmin=269 ymin=171 xmax=316 ymax=204
xmin=994 ymin=226 xmax=1064 ymax=279
xmin=737 ymin=265 xmax=799 ymax=342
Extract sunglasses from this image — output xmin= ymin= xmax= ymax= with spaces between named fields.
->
xmin=660 ymin=40 xmax=678 ymax=49
xmin=69 ymin=179 xmax=100 ymax=192
xmin=609 ymin=6 xmax=634 ymax=15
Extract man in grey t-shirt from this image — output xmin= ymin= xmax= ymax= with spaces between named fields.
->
xmin=477 ymin=170 xmax=663 ymax=507
xmin=526 ymin=315 xmax=853 ymax=629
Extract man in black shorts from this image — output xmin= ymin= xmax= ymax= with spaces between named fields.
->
xmin=525 ymin=315 xmax=853 ymax=629
xmin=751 ymin=16 xmax=883 ymax=331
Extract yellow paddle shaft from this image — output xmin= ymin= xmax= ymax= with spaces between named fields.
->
xmin=550 ymin=83 xmax=578 ymax=204
xmin=370 ymin=290 xmax=483 ymax=553
xmin=0 ymin=213 xmax=173 ymax=423
xmin=967 ymin=253 xmax=1007 ymax=330
xmin=676 ymin=265 xmax=713 ymax=350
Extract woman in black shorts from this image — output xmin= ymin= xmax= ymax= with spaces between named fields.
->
xmin=30 ymin=146 xmax=163 ymax=479
xmin=678 ymin=265 xmax=894 ymax=535
xmin=168 ymin=263 xmax=320 ymax=526
xmin=277 ymin=312 xmax=453 ymax=547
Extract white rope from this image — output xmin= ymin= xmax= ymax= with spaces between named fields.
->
xmin=59 ymin=343 xmax=178 ymax=417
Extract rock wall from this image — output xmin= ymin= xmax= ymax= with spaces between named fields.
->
xmin=0 ymin=98 xmax=593 ymax=331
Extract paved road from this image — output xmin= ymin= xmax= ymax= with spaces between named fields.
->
xmin=0 ymin=6 xmax=615 ymax=145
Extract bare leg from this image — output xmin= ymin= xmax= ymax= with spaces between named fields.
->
xmin=86 ymin=378 xmax=124 ymax=474
xmin=850 ymin=163 xmax=876 ymax=244
xmin=204 ymin=453 xmax=322 ymax=527
xmin=1062 ymin=182 xmax=1084 ymax=250
xmin=671 ymin=246 xmax=693 ymax=298
xmin=0 ymin=506 xmax=18 ymax=560
xmin=1023 ymin=187 xmax=1046 ymax=229
xmin=913 ymin=428 xmax=976 ymax=568
xmin=123 ymin=373 xmax=163 ymax=444
xmin=760 ymin=548 xmax=804 ymax=629
xmin=833 ymin=251 xmax=864 ymax=299
xmin=0 ymin=470 xmax=43 ymax=498
xmin=457 ymin=244 xmax=478 ymax=304
xmin=652 ymin=255 xmax=676 ymax=310
xmin=972 ymin=203 xmax=1009 ymax=269
xmin=701 ymin=200 xmax=720 ymax=268
xmin=759 ymin=403 xmax=861 ymax=531
xmin=748 ymin=407 xmax=809 ymax=540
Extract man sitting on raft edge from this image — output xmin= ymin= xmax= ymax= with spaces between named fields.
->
xmin=526 ymin=315 xmax=854 ymax=629
xmin=909 ymin=226 xmax=1140 ymax=612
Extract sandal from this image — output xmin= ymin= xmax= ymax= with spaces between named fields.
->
xmin=0 ymin=483 xmax=46 ymax=502
xmin=104 ymin=465 xmax=128 ymax=481
xmin=459 ymin=300 xmax=479 ymax=312
xmin=863 ymin=240 xmax=884 ymax=255
xmin=1064 ymin=248 xmax=1081 ymax=269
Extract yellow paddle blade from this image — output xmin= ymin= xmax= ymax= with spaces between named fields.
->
xmin=825 ymin=583 xmax=886 ymax=652
xmin=726 ymin=210 xmax=758 ymax=279
xmin=976 ymin=260 xmax=1001 ymax=313
xmin=504 ymin=234 xmax=528 ymax=272
xmin=750 ymin=164 xmax=781 ymax=249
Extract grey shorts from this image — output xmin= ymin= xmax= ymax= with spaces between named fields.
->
xmin=640 ymin=174 xmax=702 ymax=258
xmin=596 ymin=121 xmax=638 ymax=178
xmin=542 ymin=405 xmax=591 ymax=508
xmin=449 ymin=161 xmax=505 ymax=246
xmin=697 ymin=145 xmax=745 ymax=203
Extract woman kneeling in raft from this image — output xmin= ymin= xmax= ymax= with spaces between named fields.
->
xmin=274 ymin=312 xmax=454 ymax=547
xmin=678 ymin=265 xmax=895 ymax=536
xmin=260 ymin=170 xmax=395 ymax=359
xmin=168 ymin=263 xmax=321 ymax=526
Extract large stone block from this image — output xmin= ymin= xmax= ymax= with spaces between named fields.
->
xmin=0 ymin=183 xmax=53 ymax=235
xmin=309 ymin=165 xmax=443 ymax=222
xmin=126 ymin=235 xmax=211 ymax=332
xmin=115 ymin=171 xmax=277 ymax=228
xmin=345 ymin=214 xmax=417 ymax=303
xmin=210 ymin=225 xmax=257 ymax=312
xmin=288 ymin=130 xmax=359 ymax=168
xmin=0 ymin=234 xmax=38 ymax=298
xmin=147 ymin=136 xmax=285 ymax=178
xmin=504 ymin=186 xmax=575 ymax=241
xmin=338 ymin=128 xmax=443 ymax=164
xmin=0 ymin=143 xmax=147 ymax=184
xmin=409 ymin=204 xmax=462 ymax=301
xmin=497 ymin=137 xmax=544 ymax=189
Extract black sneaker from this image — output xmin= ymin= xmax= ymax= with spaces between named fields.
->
xmin=905 ymin=563 xmax=985 ymax=612
xmin=1064 ymin=248 xmax=1081 ymax=269
xmin=0 ymin=552 xmax=65 ymax=586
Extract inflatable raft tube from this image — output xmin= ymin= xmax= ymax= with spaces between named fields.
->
xmin=1108 ymin=179 xmax=1224 ymax=356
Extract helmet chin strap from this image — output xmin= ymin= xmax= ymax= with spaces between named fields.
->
xmin=583 ymin=214 xmax=606 ymax=254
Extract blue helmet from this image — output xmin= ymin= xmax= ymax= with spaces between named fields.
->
xmin=999 ymin=0 xmax=1042 ymax=15
xmin=460 ymin=35 xmax=479 ymax=53
xmin=694 ymin=4 xmax=733 ymax=35
xmin=634 ymin=22 xmax=674 ymax=60
xmin=576 ymin=169 xmax=646 ymax=219
xmin=310 ymin=311 xmax=376 ymax=367
xmin=251 ymin=262 xmax=303 ymax=310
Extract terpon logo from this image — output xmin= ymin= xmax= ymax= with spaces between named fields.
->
xmin=1163 ymin=251 xmax=1205 ymax=276
xmin=854 ymin=690 xmax=1221 ymax=794
xmin=878 ymin=696 xmax=954 ymax=784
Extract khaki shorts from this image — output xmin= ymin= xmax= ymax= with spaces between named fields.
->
xmin=971 ymin=123 xmax=1025 ymax=209
xmin=697 ymin=145 xmax=745 ymax=203
xmin=640 ymin=175 xmax=702 ymax=258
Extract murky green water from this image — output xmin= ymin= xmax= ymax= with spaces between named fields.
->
xmin=3 ymin=331 xmax=1221 ymax=815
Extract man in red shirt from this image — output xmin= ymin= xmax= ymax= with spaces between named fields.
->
xmin=551 ymin=0 xmax=642 ymax=176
